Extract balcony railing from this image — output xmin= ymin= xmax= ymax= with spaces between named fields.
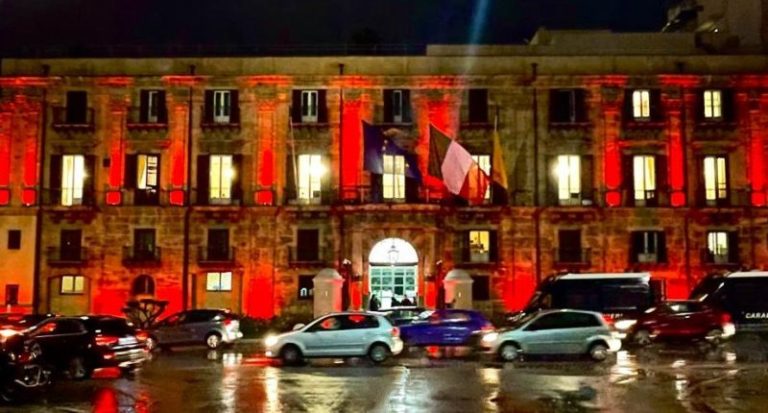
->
xmin=198 ymin=246 xmax=236 ymax=264
xmin=553 ymin=248 xmax=591 ymax=266
xmin=126 ymin=106 xmax=168 ymax=129
xmin=41 ymin=188 xmax=96 ymax=207
xmin=122 ymin=246 xmax=162 ymax=266
xmin=200 ymin=106 xmax=240 ymax=129
xmin=47 ymin=247 xmax=88 ymax=265
xmin=695 ymin=188 xmax=751 ymax=208
xmin=700 ymin=248 xmax=739 ymax=266
xmin=51 ymin=107 xmax=95 ymax=129
xmin=288 ymin=246 xmax=327 ymax=265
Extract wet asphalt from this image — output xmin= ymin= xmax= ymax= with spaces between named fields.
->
xmin=3 ymin=337 xmax=768 ymax=413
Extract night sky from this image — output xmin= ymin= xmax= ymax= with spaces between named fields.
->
xmin=0 ymin=0 xmax=671 ymax=56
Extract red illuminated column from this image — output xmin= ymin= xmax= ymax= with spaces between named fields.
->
xmin=106 ymin=104 xmax=126 ymax=206
xmin=169 ymin=102 xmax=189 ymax=205
xmin=22 ymin=110 xmax=40 ymax=205
xmin=0 ymin=112 xmax=11 ymax=205
xmin=601 ymin=97 xmax=622 ymax=207
xmin=256 ymin=100 xmax=276 ymax=205
xmin=748 ymin=93 xmax=768 ymax=206
xmin=341 ymin=98 xmax=363 ymax=201
xmin=665 ymin=97 xmax=686 ymax=207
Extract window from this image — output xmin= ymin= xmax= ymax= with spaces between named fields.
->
xmin=555 ymin=155 xmax=580 ymax=203
xmin=296 ymin=229 xmax=320 ymax=262
xmin=60 ymin=229 xmax=82 ymax=261
xmin=468 ymin=89 xmax=489 ymax=123
xmin=209 ymin=155 xmax=234 ymax=204
xmin=141 ymin=90 xmax=164 ymax=123
xmin=206 ymin=272 xmax=232 ymax=292
xmin=310 ymin=315 xmax=344 ymax=332
xmin=392 ymin=90 xmax=404 ymax=123
xmin=5 ymin=285 xmax=18 ymax=306
xmin=549 ymin=89 xmax=586 ymax=123
xmin=630 ymin=231 xmax=666 ymax=264
xmin=298 ymin=154 xmax=323 ymax=203
xmin=632 ymin=90 xmax=651 ymax=119
xmin=706 ymin=231 xmax=734 ymax=264
xmin=703 ymin=156 xmax=728 ymax=203
xmin=471 ymin=154 xmax=491 ymax=201
xmin=137 ymin=154 xmax=159 ymax=191
xmin=61 ymin=154 xmax=86 ymax=206
xmin=206 ymin=229 xmax=230 ymax=261
xmin=557 ymin=229 xmax=583 ymax=263
xmin=131 ymin=275 xmax=155 ymax=296
xmin=469 ymin=231 xmax=490 ymax=263
xmin=633 ymin=155 xmax=656 ymax=203
xmin=383 ymin=154 xmax=406 ymax=200
xmin=301 ymin=90 xmax=318 ymax=123
xmin=213 ymin=90 xmax=231 ymax=123
xmin=384 ymin=89 xmax=411 ymax=123
xmin=298 ymin=275 xmax=314 ymax=300
xmin=65 ymin=91 xmax=87 ymax=124
xmin=703 ymin=90 xmax=722 ymax=119
xmin=472 ymin=275 xmax=490 ymax=301
xmin=7 ymin=230 xmax=21 ymax=250
xmin=133 ymin=228 xmax=156 ymax=259
xmin=60 ymin=275 xmax=85 ymax=294
xmin=528 ymin=313 xmax=570 ymax=330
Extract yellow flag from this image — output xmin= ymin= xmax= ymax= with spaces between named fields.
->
xmin=491 ymin=127 xmax=508 ymax=189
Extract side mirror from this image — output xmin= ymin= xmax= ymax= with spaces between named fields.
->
xmin=292 ymin=323 xmax=306 ymax=331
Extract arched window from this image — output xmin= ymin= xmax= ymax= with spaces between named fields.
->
xmin=132 ymin=275 xmax=155 ymax=296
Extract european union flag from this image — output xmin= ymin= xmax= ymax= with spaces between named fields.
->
xmin=363 ymin=121 xmax=421 ymax=182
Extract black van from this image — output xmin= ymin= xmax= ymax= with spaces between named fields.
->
xmin=689 ymin=271 xmax=768 ymax=333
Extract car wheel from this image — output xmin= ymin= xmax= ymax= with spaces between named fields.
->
xmin=705 ymin=328 xmax=724 ymax=344
xmin=205 ymin=333 xmax=222 ymax=350
xmin=67 ymin=356 xmax=91 ymax=380
xmin=280 ymin=345 xmax=303 ymax=366
xmin=634 ymin=329 xmax=653 ymax=347
xmin=498 ymin=342 xmax=520 ymax=362
xmin=145 ymin=336 xmax=158 ymax=352
xmin=588 ymin=342 xmax=609 ymax=362
xmin=0 ymin=381 xmax=19 ymax=403
xmin=368 ymin=343 xmax=390 ymax=364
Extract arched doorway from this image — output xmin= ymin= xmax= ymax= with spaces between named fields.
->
xmin=368 ymin=238 xmax=418 ymax=309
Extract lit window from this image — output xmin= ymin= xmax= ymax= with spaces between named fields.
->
xmin=703 ymin=90 xmax=722 ymax=119
xmin=60 ymin=275 xmax=85 ymax=294
xmin=209 ymin=155 xmax=234 ymax=204
xmin=383 ymin=154 xmax=405 ymax=200
xmin=555 ymin=155 xmax=580 ymax=203
xmin=703 ymin=156 xmax=727 ymax=202
xmin=206 ymin=272 xmax=232 ymax=292
xmin=471 ymin=154 xmax=491 ymax=201
xmin=137 ymin=154 xmax=159 ymax=190
xmin=633 ymin=155 xmax=656 ymax=202
xmin=469 ymin=231 xmax=490 ymax=263
xmin=392 ymin=90 xmax=404 ymax=123
xmin=298 ymin=154 xmax=324 ymax=203
xmin=213 ymin=91 xmax=231 ymax=124
xmin=632 ymin=90 xmax=651 ymax=119
xmin=707 ymin=231 xmax=729 ymax=263
xmin=61 ymin=155 xmax=86 ymax=206
xmin=301 ymin=90 xmax=318 ymax=123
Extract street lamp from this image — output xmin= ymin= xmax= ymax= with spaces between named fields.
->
xmin=387 ymin=241 xmax=399 ymax=266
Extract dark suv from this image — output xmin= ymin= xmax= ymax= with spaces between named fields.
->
xmin=147 ymin=309 xmax=242 ymax=350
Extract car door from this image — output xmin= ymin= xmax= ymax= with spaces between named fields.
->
xmin=303 ymin=315 xmax=345 ymax=356
xmin=440 ymin=312 xmax=474 ymax=345
xmin=154 ymin=313 xmax=186 ymax=344
xmin=179 ymin=311 xmax=213 ymax=343
xmin=520 ymin=313 xmax=569 ymax=354
xmin=561 ymin=313 xmax=603 ymax=354
xmin=342 ymin=314 xmax=381 ymax=355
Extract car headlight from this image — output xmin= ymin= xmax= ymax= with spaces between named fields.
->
xmin=264 ymin=335 xmax=279 ymax=348
xmin=614 ymin=319 xmax=637 ymax=331
xmin=482 ymin=332 xmax=499 ymax=344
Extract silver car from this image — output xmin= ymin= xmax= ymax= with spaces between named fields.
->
xmin=147 ymin=309 xmax=242 ymax=350
xmin=482 ymin=309 xmax=621 ymax=362
xmin=264 ymin=312 xmax=404 ymax=365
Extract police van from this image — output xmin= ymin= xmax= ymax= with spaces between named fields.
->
xmin=689 ymin=271 xmax=768 ymax=333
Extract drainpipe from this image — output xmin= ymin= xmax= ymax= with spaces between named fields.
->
xmin=530 ymin=63 xmax=543 ymax=283
xmin=337 ymin=63 xmax=351 ymax=309
xmin=32 ymin=64 xmax=50 ymax=313
xmin=182 ymin=64 xmax=195 ymax=310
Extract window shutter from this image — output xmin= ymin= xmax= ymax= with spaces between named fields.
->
xmin=722 ymin=89 xmax=735 ymax=123
xmin=139 ymin=90 xmax=149 ymax=123
xmin=656 ymin=155 xmax=668 ymax=204
xmin=317 ymin=90 xmax=328 ymax=123
xmin=546 ymin=156 xmax=559 ymax=206
xmin=232 ymin=154 xmax=243 ymax=203
xmin=370 ymin=173 xmax=383 ymax=203
xmin=455 ymin=231 xmax=470 ymax=263
xmin=196 ymin=155 xmax=209 ymax=205
xmin=320 ymin=155 xmax=332 ymax=204
xmin=581 ymin=155 xmax=594 ymax=202
xmin=695 ymin=156 xmax=705 ymax=206
xmin=622 ymin=155 xmax=634 ymax=206
xmin=285 ymin=154 xmax=296 ymax=201
xmin=469 ymin=89 xmax=488 ymax=123
xmin=489 ymin=231 xmax=498 ymax=262
xmin=203 ymin=91 xmax=214 ymax=124
xmin=623 ymin=90 xmax=634 ymax=119
xmin=650 ymin=90 xmax=663 ymax=121
xmin=575 ymin=89 xmax=587 ymax=122
xmin=695 ymin=89 xmax=705 ymax=123
xmin=49 ymin=155 xmax=62 ymax=205
xmin=230 ymin=90 xmax=240 ymax=124
xmin=549 ymin=90 xmax=568 ymax=123
xmin=157 ymin=91 xmax=168 ymax=123
xmin=657 ymin=231 xmax=667 ymax=263
xmin=402 ymin=89 xmax=412 ymax=123
xmin=83 ymin=155 xmax=96 ymax=205
xmin=629 ymin=232 xmax=641 ymax=264
xmin=728 ymin=231 xmax=739 ymax=264
xmin=405 ymin=177 xmax=420 ymax=203
xmin=383 ymin=90 xmax=393 ymax=123
xmin=125 ymin=154 xmax=138 ymax=189
xmin=291 ymin=90 xmax=302 ymax=123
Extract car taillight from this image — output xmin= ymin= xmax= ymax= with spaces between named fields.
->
xmin=391 ymin=327 xmax=400 ymax=337
xmin=720 ymin=313 xmax=732 ymax=324
xmin=602 ymin=314 xmax=615 ymax=325
xmin=95 ymin=335 xmax=120 ymax=347
xmin=135 ymin=331 xmax=149 ymax=342
xmin=223 ymin=318 xmax=235 ymax=327
xmin=481 ymin=323 xmax=494 ymax=333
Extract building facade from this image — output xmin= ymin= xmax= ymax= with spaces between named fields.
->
xmin=2 ymin=31 xmax=768 ymax=318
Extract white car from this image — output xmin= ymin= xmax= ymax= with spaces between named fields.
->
xmin=482 ymin=309 xmax=622 ymax=362
xmin=264 ymin=312 xmax=404 ymax=365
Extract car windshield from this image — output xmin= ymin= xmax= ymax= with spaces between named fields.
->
xmin=508 ymin=312 xmax=538 ymax=330
xmin=89 ymin=318 xmax=135 ymax=335
xmin=689 ymin=276 xmax=723 ymax=301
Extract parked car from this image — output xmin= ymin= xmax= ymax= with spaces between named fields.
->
xmin=27 ymin=316 xmax=148 ymax=379
xmin=398 ymin=309 xmax=494 ymax=347
xmin=264 ymin=312 xmax=403 ymax=365
xmin=0 ymin=314 xmax=57 ymax=334
xmin=482 ymin=309 xmax=622 ymax=362
xmin=628 ymin=300 xmax=735 ymax=346
xmin=376 ymin=306 xmax=426 ymax=326
xmin=1 ymin=333 xmax=52 ymax=403
xmin=147 ymin=309 xmax=242 ymax=351
xmin=689 ymin=271 xmax=768 ymax=333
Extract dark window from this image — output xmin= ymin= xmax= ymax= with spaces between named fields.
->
xmin=472 ymin=275 xmax=491 ymax=301
xmin=131 ymin=275 xmax=155 ymax=296
xmin=66 ymin=91 xmax=87 ymax=124
xmin=468 ymin=89 xmax=488 ymax=123
xmin=4 ymin=285 xmax=19 ymax=306
xmin=629 ymin=231 xmax=667 ymax=264
xmin=89 ymin=318 xmax=134 ymax=335
xmin=602 ymin=284 xmax=652 ymax=312
xmin=53 ymin=319 xmax=87 ymax=334
xmin=185 ymin=310 xmax=217 ymax=324
xmin=383 ymin=89 xmax=412 ymax=123
xmin=139 ymin=90 xmax=167 ymax=123
xmin=298 ymin=275 xmax=314 ymax=300
xmin=549 ymin=89 xmax=587 ymax=123
xmin=60 ymin=229 xmax=82 ymax=261
xmin=133 ymin=229 xmax=156 ymax=259
xmin=207 ymin=229 xmax=230 ymax=260
xmin=7 ymin=230 xmax=21 ymax=250
xmin=296 ymin=229 xmax=320 ymax=261
xmin=528 ymin=313 xmax=570 ymax=330
xmin=562 ymin=312 xmax=602 ymax=328
xmin=557 ymin=229 xmax=582 ymax=263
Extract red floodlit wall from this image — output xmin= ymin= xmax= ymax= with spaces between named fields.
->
xmin=0 ymin=112 xmax=11 ymax=205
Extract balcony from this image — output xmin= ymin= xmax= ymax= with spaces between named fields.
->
xmin=47 ymin=247 xmax=88 ymax=266
xmin=122 ymin=247 xmax=162 ymax=267
xmin=288 ymin=246 xmax=327 ymax=266
xmin=623 ymin=189 xmax=665 ymax=207
xmin=198 ymin=246 xmax=236 ymax=266
xmin=41 ymin=188 xmax=96 ymax=207
xmin=51 ymin=107 xmax=95 ymax=130
xmin=126 ymin=106 xmax=168 ymax=130
xmin=200 ymin=105 xmax=240 ymax=130
xmin=695 ymin=189 xmax=750 ymax=208
xmin=123 ymin=188 xmax=163 ymax=206
xmin=553 ymin=248 xmax=591 ymax=268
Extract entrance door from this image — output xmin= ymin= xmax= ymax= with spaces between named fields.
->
xmin=369 ymin=266 xmax=417 ymax=308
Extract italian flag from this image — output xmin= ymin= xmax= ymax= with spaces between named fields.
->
xmin=428 ymin=125 xmax=490 ymax=204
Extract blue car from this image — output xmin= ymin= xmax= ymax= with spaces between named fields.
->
xmin=399 ymin=309 xmax=494 ymax=346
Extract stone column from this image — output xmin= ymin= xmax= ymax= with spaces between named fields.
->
xmin=313 ymin=268 xmax=344 ymax=317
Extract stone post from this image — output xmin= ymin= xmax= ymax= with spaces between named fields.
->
xmin=443 ymin=269 xmax=473 ymax=309
xmin=313 ymin=268 xmax=344 ymax=318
